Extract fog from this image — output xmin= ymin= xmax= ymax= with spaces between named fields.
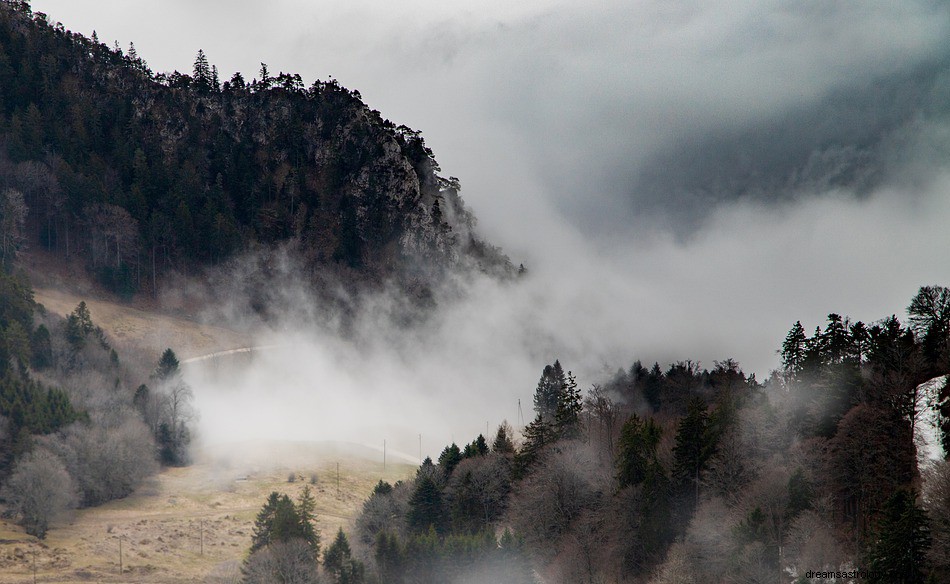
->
xmin=30 ymin=1 xmax=950 ymax=453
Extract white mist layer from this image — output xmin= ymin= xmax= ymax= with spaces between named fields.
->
xmin=183 ymin=172 xmax=950 ymax=455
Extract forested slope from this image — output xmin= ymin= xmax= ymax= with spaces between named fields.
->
xmin=0 ymin=1 xmax=510 ymax=298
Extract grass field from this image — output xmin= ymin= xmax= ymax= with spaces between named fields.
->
xmin=4 ymin=268 xmax=412 ymax=582
xmin=0 ymin=442 xmax=413 ymax=583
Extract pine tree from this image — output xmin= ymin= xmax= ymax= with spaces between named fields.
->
xmin=555 ymin=370 xmax=582 ymax=439
xmin=154 ymin=348 xmax=180 ymax=381
xmin=517 ymin=413 xmax=551 ymax=472
xmin=407 ymin=476 xmax=444 ymax=534
xmin=250 ymin=492 xmax=281 ymax=553
xmin=616 ymin=414 xmax=663 ymax=488
xmin=533 ymin=360 xmax=566 ymax=421
xmin=866 ymin=489 xmax=931 ymax=584
xmin=781 ymin=321 xmax=807 ymax=377
xmin=492 ymin=422 xmax=515 ymax=454
xmin=672 ymin=397 xmax=714 ymax=508
xmin=297 ymin=485 xmax=320 ymax=555
xmin=193 ymin=49 xmax=212 ymax=92
xmin=324 ymin=528 xmax=364 ymax=583
xmin=375 ymin=531 xmax=404 ymax=584
xmin=437 ymin=443 xmax=462 ymax=475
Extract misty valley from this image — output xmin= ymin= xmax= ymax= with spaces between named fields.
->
xmin=2 ymin=2 xmax=950 ymax=584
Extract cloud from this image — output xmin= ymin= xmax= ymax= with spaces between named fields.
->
xmin=31 ymin=0 xmax=950 ymax=448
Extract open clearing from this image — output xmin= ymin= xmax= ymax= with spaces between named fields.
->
xmin=4 ymin=271 xmax=413 ymax=582
xmin=0 ymin=442 xmax=413 ymax=583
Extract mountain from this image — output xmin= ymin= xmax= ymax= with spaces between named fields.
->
xmin=0 ymin=2 xmax=511 ymax=298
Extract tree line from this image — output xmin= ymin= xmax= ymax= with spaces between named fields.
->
xmin=283 ymin=285 xmax=950 ymax=584
xmin=0 ymin=266 xmax=195 ymax=538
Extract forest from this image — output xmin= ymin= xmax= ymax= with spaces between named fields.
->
xmin=0 ymin=1 xmax=511 ymax=301
xmin=0 ymin=1 xmax=949 ymax=583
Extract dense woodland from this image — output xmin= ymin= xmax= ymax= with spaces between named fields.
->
xmin=0 ymin=1 xmax=511 ymax=301
xmin=233 ymin=288 xmax=950 ymax=584
xmin=1 ymin=2 xmax=949 ymax=583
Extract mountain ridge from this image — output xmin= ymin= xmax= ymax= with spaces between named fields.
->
xmin=0 ymin=1 xmax=511 ymax=299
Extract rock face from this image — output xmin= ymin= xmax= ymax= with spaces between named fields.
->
xmin=0 ymin=3 xmax=511 ymax=294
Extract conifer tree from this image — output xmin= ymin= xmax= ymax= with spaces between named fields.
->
xmin=407 ymin=475 xmax=445 ymax=534
xmin=533 ymin=361 xmax=566 ymax=421
xmin=324 ymin=528 xmax=365 ymax=583
xmin=437 ymin=443 xmax=462 ymax=475
xmin=193 ymin=49 xmax=212 ymax=92
xmin=866 ymin=490 xmax=931 ymax=584
xmin=672 ymin=397 xmax=714 ymax=508
xmin=154 ymin=347 xmax=180 ymax=381
xmin=781 ymin=321 xmax=807 ymax=377
xmin=492 ymin=422 xmax=515 ymax=454
xmin=555 ymin=370 xmax=582 ymax=439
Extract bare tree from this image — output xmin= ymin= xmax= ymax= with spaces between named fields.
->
xmin=243 ymin=539 xmax=323 ymax=584
xmin=0 ymin=448 xmax=77 ymax=538
xmin=507 ymin=443 xmax=610 ymax=560
xmin=649 ymin=543 xmax=698 ymax=584
xmin=41 ymin=413 xmax=157 ymax=506
xmin=84 ymin=203 xmax=139 ymax=269
xmin=584 ymin=385 xmax=619 ymax=457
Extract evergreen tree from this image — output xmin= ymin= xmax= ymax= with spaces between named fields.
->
xmin=492 ymin=422 xmax=515 ymax=454
xmin=437 ymin=443 xmax=462 ymax=475
xmin=375 ymin=531 xmax=404 ymax=584
xmin=866 ymin=490 xmax=931 ymax=584
xmin=533 ymin=360 xmax=566 ymax=421
xmin=250 ymin=492 xmax=281 ymax=553
xmin=192 ymin=49 xmax=212 ymax=92
xmin=249 ymin=491 xmax=320 ymax=557
xmin=324 ymin=528 xmax=365 ymax=583
xmin=781 ymin=321 xmax=807 ymax=377
xmin=297 ymin=485 xmax=321 ymax=555
xmin=616 ymin=414 xmax=663 ymax=488
xmin=407 ymin=475 xmax=445 ymax=534
xmin=516 ymin=413 xmax=551 ymax=472
xmin=154 ymin=347 xmax=180 ymax=381
xmin=554 ymin=370 xmax=582 ymax=439
xmin=672 ymin=397 xmax=714 ymax=508
xmin=64 ymin=301 xmax=94 ymax=349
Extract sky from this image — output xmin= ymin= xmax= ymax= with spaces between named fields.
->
xmin=29 ymin=0 xmax=950 ymax=452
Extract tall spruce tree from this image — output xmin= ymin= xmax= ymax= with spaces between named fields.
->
xmin=533 ymin=360 xmax=566 ymax=421
xmin=555 ymin=370 xmax=582 ymax=439
xmin=866 ymin=489 xmax=931 ymax=584
xmin=672 ymin=397 xmax=714 ymax=509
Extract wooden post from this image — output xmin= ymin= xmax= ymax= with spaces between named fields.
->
xmin=200 ymin=519 xmax=204 ymax=556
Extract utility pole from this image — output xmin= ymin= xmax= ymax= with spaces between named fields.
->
xmin=336 ymin=462 xmax=340 ymax=498
xmin=32 ymin=550 xmax=36 ymax=584
xmin=383 ymin=439 xmax=387 ymax=471
xmin=200 ymin=519 xmax=204 ymax=556
xmin=418 ymin=434 xmax=422 ymax=462
xmin=119 ymin=537 xmax=123 ymax=574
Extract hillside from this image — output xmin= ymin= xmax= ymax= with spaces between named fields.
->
xmin=0 ymin=442 xmax=414 ymax=584
xmin=0 ymin=2 xmax=511 ymax=299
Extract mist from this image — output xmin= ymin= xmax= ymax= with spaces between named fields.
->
xmin=28 ymin=0 xmax=950 ymax=452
